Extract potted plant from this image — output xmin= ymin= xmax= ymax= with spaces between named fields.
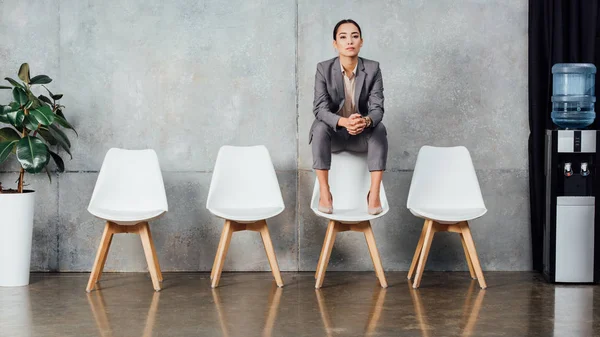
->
xmin=0 ymin=63 xmax=76 ymax=286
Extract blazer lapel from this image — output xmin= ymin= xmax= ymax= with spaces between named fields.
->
xmin=354 ymin=58 xmax=366 ymax=114
xmin=333 ymin=57 xmax=344 ymax=102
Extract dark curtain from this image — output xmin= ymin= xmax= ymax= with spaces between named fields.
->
xmin=529 ymin=0 xmax=600 ymax=271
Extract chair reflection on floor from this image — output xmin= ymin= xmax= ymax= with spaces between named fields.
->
xmin=87 ymin=290 xmax=160 ymax=337
xmin=408 ymin=280 xmax=485 ymax=337
xmin=316 ymin=285 xmax=387 ymax=337
xmin=212 ymin=281 xmax=283 ymax=337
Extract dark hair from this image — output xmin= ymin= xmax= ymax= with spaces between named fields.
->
xmin=333 ymin=19 xmax=362 ymax=40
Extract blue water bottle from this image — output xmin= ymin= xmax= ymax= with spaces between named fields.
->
xmin=551 ymin=63 xmax=596 ymax=129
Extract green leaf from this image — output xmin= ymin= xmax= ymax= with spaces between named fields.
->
xmin=29 ymin=75 xmax=52 ymax=85
xmin=37 ymin=127 xmax=57 ymax=145
xmin=42 ymin=85 xmax=54 ymax=98
xmin=5 ymin=77 xmax=24 ymax=89
xmin=52 ymin=94 xmax=63 ymax=100
xmin=23 ymin=116 xmax=39 ymax=131
xmin=0 ymin=85 xmax=11 ymax=89
xmin=48 ymin=124 xmax=71 ymax=158
xmin=0 ymin=140 xmax=17 ymax=165
xmin=38 ymin=95 xmax=53 ymax=105
xmin=29 ymin=105 xmax=54 ymax=126
xmin=9 ymin=102 xmax=19 ymax=111
xmin=0 ymin=127 xmax=21 ymax=142
xmin=12 ymin=87 xmax=28 ymax=106
xmin=7 ymin=110 xmax=25 ymax=129
xmin=0 ymin=106 xmax=8 ymax=124
xmin=18 ymin=63 xmax=30 ymax=84
xmin=53 ymin=113 xmax=77 ymax=135
xmin=49 ymin=124 xmax=71 ymax=147
xmin=16 ymin=136 xmax=50 ymax=173
xmin=48 ymin=150 xmax=64 ymax=172
xmin=26 ymin=91 xmax=41 ymax=109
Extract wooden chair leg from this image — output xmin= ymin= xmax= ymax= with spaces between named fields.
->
xmin=408 ymin=219 xmax=430 ymax=280
xmin=211 ymin=220 xmax=234 ymax=288
xmin=139 ymin=223 xmax=161 ymax=291
xmin=95 ymin=221 xmax=115 ymax=284
xmin=363 ymin=221 xmax=388 ymax=288
xmin=412 ymin=220 xmax=435 ymax=289
xmin=211 ymin=224 xmax=229 ymax=280
xmin=315 ymin=230 xmax=329 ymax=279
xmin=258 ymin=220 xmax=284 ymax=287
xmin=144 ymin=222 xmax=163 ymax=283
xmin=86 ymin=222 xmax=115 ymax=292
xmin=460 ymin=232 xmax=476 ymax=279
xmin=315 ymin=221 xmax=338 ymax=289
xmin=460 ymin=222 xmax=487 ymax=289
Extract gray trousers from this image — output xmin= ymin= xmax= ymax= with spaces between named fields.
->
xmin=310 ymin=120 xmax=388 ymax=171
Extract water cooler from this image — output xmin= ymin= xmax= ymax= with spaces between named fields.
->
xmin=543 ymin=63 xmax=600 ymax=283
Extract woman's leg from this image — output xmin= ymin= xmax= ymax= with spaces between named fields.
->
xmin=369 ymin=171 xmax=383 ymax=209
xmin=316 ymin=169 xmax=332 ymax=209
xmin=366 ymin=123 xmax=388 ymax=209
xmin=311 ymin=121 xmax=341 ymax=209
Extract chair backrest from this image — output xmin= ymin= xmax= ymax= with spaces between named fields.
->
xmin=88 ymin=148 xmax=168 ymax=212
xmin=206 ymin=145 xmax=284 ymax=209
xmin=310 ymin=151 xmax=388 ymax=211
xmin=407 ymin=146 xmax=485 ymax=210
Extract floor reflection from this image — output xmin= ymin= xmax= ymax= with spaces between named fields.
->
xmin=1 ymin=272 xmax=598 ymax=336
xmin=316 ymin=284 xmax=387 ymax=336
xmin=408 ymin=280 xmax=485 ymax=337
xmin=212 ymin=281 xmax=282 ymax=337
xmin=87 ymin=290 xmax=160 ymax=337
xmin=0 ymin=286 xmax=32 ymax=336
xmin=553 ymin=287 xmax=593 ymax=337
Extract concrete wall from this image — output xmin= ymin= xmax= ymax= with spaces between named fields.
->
xmin=0 ymin=0 xmax=531 ymax=272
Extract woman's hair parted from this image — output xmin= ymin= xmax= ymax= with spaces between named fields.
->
xmin=333 ymin=19 xmax=362 ymax=40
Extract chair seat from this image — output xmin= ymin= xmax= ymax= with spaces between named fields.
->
xmin=88 ymin=207 xmax=166 ymax=224
xmin=207 ymin=206 xmax=284 ymax=222
xmin=409 ymin=207 xmax=487 ymax=224
xmin=311 ymin=207 xmax=389 ymax=223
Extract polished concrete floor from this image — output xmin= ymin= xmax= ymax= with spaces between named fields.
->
xmin=0 ymin=272 xmax=598 ymax=336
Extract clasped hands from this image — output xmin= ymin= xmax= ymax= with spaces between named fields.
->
xmin=339 ymin=114 xmax=368 ymax=135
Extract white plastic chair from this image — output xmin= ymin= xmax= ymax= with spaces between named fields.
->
xmin=406 ymin=146 xmax=487 ymax=289
xmin=310 ymin=151 xmax=389 ymax=288
xmin=86 ymin=148 xmax=168 ymax=292
xmin=206 ymin=145 xmax=285 ymax=288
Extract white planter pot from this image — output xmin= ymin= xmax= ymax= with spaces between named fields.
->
xmin=0 ymin=191 xmax=35 ymax=287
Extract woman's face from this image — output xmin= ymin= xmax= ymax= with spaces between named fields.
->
xmin=333 ymin=23 xmax=362 ymax=57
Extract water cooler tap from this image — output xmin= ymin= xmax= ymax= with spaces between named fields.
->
xmin=581 ymin=162 xmax=590 ymax=177
xmin=564 ymin=162 xmax=573 ymax=177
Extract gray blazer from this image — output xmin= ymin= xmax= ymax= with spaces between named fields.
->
xmin=311 ymin=56 xmax=384 ymax=135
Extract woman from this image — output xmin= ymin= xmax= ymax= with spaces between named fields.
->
xmin=310 ymin=19 xmax=388 ymax=215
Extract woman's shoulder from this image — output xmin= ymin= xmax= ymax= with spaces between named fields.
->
xmin=316 ymin=57 xmax=338 ymax=70
xmin=359 ymin=57 xmax=380 ymax=71
xmin=315 ymin=57 xmax=380 ymax=71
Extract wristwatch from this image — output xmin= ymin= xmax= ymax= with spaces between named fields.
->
xmin=363 ymin=116 xmax=372 ymax=128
